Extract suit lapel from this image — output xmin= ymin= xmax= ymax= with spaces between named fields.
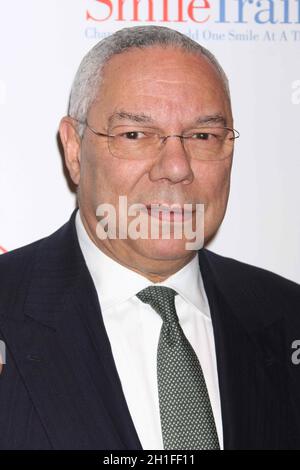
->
xmin=198 ymin=249 xmax=290 ymax=449
xmin=0 ymin=209 xmax=142 ymax=450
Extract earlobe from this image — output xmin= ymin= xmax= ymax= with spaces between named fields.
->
xmin=59 ymin=116 xmax=81 ymax=185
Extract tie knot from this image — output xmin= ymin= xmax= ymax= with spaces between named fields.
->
xmin=136 ymin=286 xmax=178 ymax=323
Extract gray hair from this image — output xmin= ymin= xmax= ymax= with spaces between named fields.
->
xmin=68 ymin=25 xmax=230 ymax=138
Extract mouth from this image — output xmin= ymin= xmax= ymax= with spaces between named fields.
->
xmin=144 ymin=203 xmax=195 ymax=222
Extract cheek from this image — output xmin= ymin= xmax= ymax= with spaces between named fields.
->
xmin=196 ymin=161 xmax=231 ymax=202
xmin=197 ymin=163 xmax=232 ymax=241
xmin=78 ymin=142 xmax=114 ymax=205
xmin=100 ymin=158 xmax=148 ymax=198
xmin=80 ymin=141 xmax=147 ymax=202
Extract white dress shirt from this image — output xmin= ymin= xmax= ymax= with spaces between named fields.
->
xmin=75 ymin=210 xmax=223 ymax=450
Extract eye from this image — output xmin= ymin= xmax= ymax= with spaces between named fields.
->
xmin=121 ymin=131 xmax=146 ymax=140
xmin=191 ymin=132 xmax=211 ymax=140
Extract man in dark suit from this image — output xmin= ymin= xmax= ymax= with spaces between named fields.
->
xmin=0 ymin=25 xmax=300 ymax=450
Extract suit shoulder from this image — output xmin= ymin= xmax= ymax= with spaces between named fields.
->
xmin=0 ymin=217 xmax=72 ymax=299
xmin=0 ymin=216 xmax=73 ymax=275
xmin=0 ymin=237 xmax=44 ymax=274
xmin=0 ymin=240 xmax=42 ymax=323
xmin=0 ymin=237 xmax=40 ymax=270
xmin=203 ymin=248 xmax=300 ymax=304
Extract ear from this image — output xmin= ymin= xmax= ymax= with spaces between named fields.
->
xmin=59 ymin=116 xmax=82 ymax=185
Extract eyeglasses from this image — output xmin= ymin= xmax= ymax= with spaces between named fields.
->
xmin=74 ymin=119 xmax=240 ymax=162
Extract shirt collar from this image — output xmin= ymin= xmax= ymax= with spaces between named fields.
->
xmin=75 ymin=209 xmax=210 ymax=317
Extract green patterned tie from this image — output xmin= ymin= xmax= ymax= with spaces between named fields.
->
xmin=136 ymin=285 xmax=220 ymax=450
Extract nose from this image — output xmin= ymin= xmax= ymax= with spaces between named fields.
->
xmin=148 ymin=135 xmax=194 ymax=185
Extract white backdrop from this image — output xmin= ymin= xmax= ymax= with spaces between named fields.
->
xmin=0 ymin=0 xmax=299 ymax=283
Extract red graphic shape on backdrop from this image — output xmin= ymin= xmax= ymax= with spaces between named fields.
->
xmin=0 ymin=245 xmax=7 ymax=255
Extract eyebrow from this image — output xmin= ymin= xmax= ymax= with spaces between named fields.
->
xmin=194 ymin=114 xmax=227 ymax=127
xmin=108 ymin=111 xmax=154 ymax=126
xmin=108 ymin=111 xmax=227 ymax=127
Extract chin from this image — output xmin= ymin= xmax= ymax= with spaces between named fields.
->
xmin=133 ymin=238 xmax=198 ymax=261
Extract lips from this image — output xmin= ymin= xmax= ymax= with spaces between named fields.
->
xmin=144 ymin=203 xmax=194 ymax=221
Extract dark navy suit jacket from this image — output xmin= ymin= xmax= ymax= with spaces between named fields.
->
xmin=0 ymin=209 xmax=300 ymax=449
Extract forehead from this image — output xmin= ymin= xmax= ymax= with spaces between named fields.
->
xmin=89 ymin=46 xmax=230 ymax=125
